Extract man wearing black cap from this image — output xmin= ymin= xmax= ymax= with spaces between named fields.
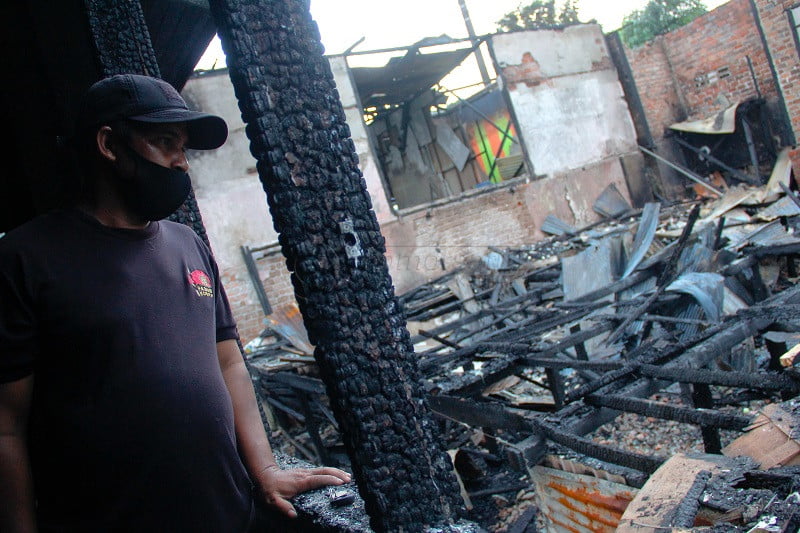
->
xmin=0 ymin=74 xmax=350 ymax=532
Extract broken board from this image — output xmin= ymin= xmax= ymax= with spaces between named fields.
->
xmin=617 ymin=453 xmax=741 ymax=532
xmin=723 ymin=402 xmax=800 ymax=470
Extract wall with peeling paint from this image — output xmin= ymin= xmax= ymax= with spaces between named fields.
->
xmin=489 ymin=25 xmax=639 ymax=177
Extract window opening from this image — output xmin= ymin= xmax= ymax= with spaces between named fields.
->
xmin=346 ymin=37 xmax=526 ymax=211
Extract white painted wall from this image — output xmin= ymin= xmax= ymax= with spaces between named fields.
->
xmin=490 ymin=25 xmax=638 ymax=177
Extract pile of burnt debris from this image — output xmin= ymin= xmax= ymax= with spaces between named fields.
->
xmin=248 ymin=170 xmax=800 ymax=531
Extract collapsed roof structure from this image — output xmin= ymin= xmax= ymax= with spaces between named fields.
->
xmin=252 ymin=169 xmax=800 ymax=531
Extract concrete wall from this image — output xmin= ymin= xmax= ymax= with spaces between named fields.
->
xmin=490 ymin=24 xmax=639 ymax=177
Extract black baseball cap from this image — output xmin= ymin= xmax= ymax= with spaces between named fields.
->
xmin=79 ymin=74 xmax=228 ymax=150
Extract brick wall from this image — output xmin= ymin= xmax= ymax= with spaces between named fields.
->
xmin=754 ymin=0 xmax=800 ymax=144
xmin=625 ymin=38 xmax=686 ymax=137
xmin=390 ymin=186 xmax=538 ymax=280
xmin=625 ymin=0 xmax=777 ymax=137
xmin=221 ymin=253 xmax=295 ymax=344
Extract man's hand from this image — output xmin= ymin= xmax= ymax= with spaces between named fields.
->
xmin=215 ymin=340 xmax=353 ymax=519
xmin=255 ymin=464 xmax=351 ymax=518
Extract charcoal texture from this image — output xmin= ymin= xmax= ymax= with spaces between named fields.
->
xmin=208 ymin=0 xmax=462 ymax=530
xmin=83 ymin=0 xmax=160 ymax=78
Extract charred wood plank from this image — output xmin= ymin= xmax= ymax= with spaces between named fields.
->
xmin=507 ymin=507 xmax=537 ymax=533
xmin=441 ymin=355 xmax=521 ymax=397
xmin=412 ymin=286 xmax=548 ymax=347
xmin=570 ymin=323 xmax=590 ymax=361
xmin=428 ymin=396 xmax=529 ymax=432
xmin=561 ymin=332 xmax=705 ymax=405
xmin=269 ymin=372 xmax=326 ymax=394
xmin=528 ymin=417 xmax=664 ymax=474
xmin=546 ymin=367 xmax=564 ymax=408
xmin=637 ymin=365 xmax=799 ymax=392
xmin=421 ymin=303 xmax=608 ymax=375
xmin=266 ymin=396 xmax=306 ymax=423
xmin=467 ymin=482 xmax=529 ymax=498
xmin=428 ymin=396 xmax=664 ymax=473
xmin=453 ymin=300 xmax=544 ymax=346
xmin=595 ymin=312 xmax=711 ymax=326
xmin=691 ymin=384 xmax=721 ymax=453
xmin=672 ymin=470 xmax=712 ymax=528
xmin=418 ymin=329 xmax=461 ymax=349
xmin=479 ymin=322 xmax=614 ymax=357
xmin=411 ymin=309 xmax=493 ymax=345
xmin=522 ymin=358 xmax=624 ymax=371
xmin=299 ymin=392 xmax=328 ymax=464
xmin=584 ymin=394 xmax=751 ymax=430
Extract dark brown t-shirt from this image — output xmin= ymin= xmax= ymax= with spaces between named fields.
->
xmin=0 ymin=209 xmax=253 ymax=532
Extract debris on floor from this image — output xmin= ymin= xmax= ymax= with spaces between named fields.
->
xmin=246 ymin=175 xmax=800 ymax=531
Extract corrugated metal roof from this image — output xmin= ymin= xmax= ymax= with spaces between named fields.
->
xmin=532 ymin=466 xmax=637 ymax=533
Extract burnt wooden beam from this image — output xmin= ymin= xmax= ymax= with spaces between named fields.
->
xmin=637 ymin=365 xmax=799 ymax=392
xmin=691 ymin=384 xmax=722 ymax=454
xmin=428 ymin=395 xmax=664 ymax=474
xmin=584 ymin=393 xmax=751 ymax=430
xmin=418 ymin=329 xmax=461 ymax=350
xmin=479 ymin=321 xmax=614 ymax=358
xmin=208 ymin=0 xmax=462 ymax=529
xmin=522 ymin=358 xmax=624 ymax=371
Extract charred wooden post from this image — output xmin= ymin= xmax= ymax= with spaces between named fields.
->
xmin=207 ymin=0 xmax=462 ymax=530
xmin=83 ymin=0 xmax=160 ymax=77
xmin=691 ymin=384 xmax=722 ymax=454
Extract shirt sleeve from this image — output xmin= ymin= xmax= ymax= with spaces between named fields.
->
xmin=209 ymin=249 xmax=239 ymax=343
xmin=0 ymin=245 xmax=38 ymax=383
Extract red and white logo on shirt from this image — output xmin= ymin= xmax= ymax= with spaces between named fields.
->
xmin=188 ymin=269 xmax=213 ymax=298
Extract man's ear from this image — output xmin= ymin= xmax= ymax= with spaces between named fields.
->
xmin=96 ymin=126 xmax=117 ymax=163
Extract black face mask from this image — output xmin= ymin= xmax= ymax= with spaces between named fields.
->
xmin=116 ymin=144 xmax=191 ymax=221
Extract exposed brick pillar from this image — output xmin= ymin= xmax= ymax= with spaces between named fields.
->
xmin=208 ymin=0 xmax=462 ymax=530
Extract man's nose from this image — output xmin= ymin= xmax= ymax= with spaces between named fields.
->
xmin=173 ymin=152 xmax=189 ymax=172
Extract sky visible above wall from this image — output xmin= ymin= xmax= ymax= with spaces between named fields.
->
xmin=196 ymin=0 xmax=729 ymax=70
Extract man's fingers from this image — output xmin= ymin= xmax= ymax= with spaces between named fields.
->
xmin=268 ymin=495 xmax=297 ymax=518
xmin=309 ymin=467 xmax=351 ymax=482
xmin=295 ymin=473 xmax=349 ymax=493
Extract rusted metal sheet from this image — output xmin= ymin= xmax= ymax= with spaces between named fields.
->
xmin=531 ymin=465 xmax=637 ymax=532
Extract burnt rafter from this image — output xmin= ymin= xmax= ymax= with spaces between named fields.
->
xmin=251 ymin=185 xmax=800 ymax=529
xmin=206 ymin=0 xmax=462 ymax=530
xmin=584 ymin=393 xmax=752 ymax=430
